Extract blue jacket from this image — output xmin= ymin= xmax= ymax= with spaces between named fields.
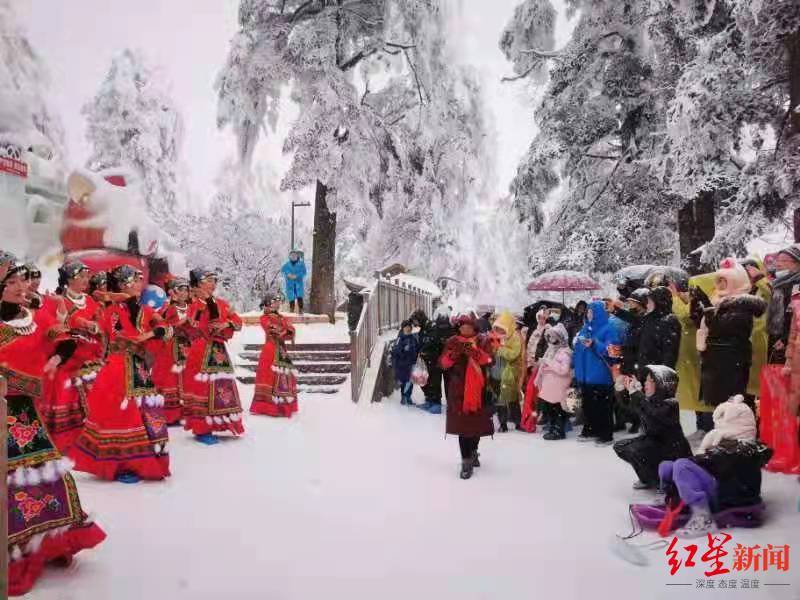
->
xmin=573 ymin=300 xmax=625 ymax=386
xmin=392 ymin=332 xmax=420 ymax=382
xmin=281 ymin=259 xmax=307 ymax=301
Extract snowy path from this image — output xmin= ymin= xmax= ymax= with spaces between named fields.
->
xmin=28 ymin=327 xmax=800 ymax=600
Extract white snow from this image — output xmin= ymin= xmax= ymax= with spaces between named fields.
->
xmin=26 ymin=323 xmax=800 ymax=600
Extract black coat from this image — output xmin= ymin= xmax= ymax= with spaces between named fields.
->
xmin=616 ymin=308 xmax=644 ymax=377
xmin=635 ymin=288 xmax=681 ymax=378
xmin=700 ymin=295 xmax=767 ymax=406
xmin=418 ymin=317 xmax=455 ymax=367
xmin=691 ymin=440 xmax=773 ymax=511
xmin=613 ymin=390 xmax=691 ymax=485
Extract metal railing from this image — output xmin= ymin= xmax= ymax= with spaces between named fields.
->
xmin=350 ymin=277 xmax=433 ymax=403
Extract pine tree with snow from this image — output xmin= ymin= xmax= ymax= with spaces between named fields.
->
xmin=0 ymin=0 xmax=66 ymax=160
xmin=83 ymin=49 xmax=185 ymax=222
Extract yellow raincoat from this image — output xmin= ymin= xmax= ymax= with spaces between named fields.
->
xmin=742 ymin=259 xmax=770 ymax=396
xmin=494 ymin=311 xmax=524 ymax=407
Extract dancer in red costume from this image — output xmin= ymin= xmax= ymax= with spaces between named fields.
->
xmin=183 ymin=268 xmax=244 ymax=444
xmin=152 ymin=277 xmax=195 ymax=425
xmin=0 ymin=258 xmax=106 ymax=596
xmin=69 ymin=265 xmax=172 ymax=483
xmin=39 ymin=260 xmax=105 ymax=453
xmin=250 ymin=291 xmax=299 ymax=417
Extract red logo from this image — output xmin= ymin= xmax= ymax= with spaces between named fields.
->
xmin=0 ymin=156 xmax=28 ymax=178
xmin=667 ymin=535 xmax=790 ymax=576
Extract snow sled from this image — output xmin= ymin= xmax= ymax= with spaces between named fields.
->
xmin=630 ymin=503 xmax=767 ymax=532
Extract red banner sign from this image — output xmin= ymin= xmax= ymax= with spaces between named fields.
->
xmin=0 ymin=156 xmax=28 ymax=178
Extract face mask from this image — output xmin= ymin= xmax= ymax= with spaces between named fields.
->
xmin=775 ymin=269 xmax=790 ymax=279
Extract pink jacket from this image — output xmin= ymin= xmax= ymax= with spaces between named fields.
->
xmin=535 ymin=346 xmax=573 ymax=405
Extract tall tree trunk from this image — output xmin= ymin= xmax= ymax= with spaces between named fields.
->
xmin=794 ymin=207 xmax=800 ymax=244
xmin=787 ymin=32 xmax=800 ymax=240
xmin=310 ymin=180 xmax=337 ymax=321
xmin=678 ymin=190 xmax=716 ymax=275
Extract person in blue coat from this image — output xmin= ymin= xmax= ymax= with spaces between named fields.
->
xmin=281 ymin=250 xmax=307 ymax=314
xmin=392 ymin=320 xmax=420 ymax=405
xmin=573 ymin=300 xmax=624 ymax=446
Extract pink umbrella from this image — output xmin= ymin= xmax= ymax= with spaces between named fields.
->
xmin=527 ymin=270 xmax=600 ymax=303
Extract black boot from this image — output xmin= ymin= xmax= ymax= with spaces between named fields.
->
xmin=471 ymin=450 xmax=481 ymax=468
xmin=543 ymin=414 xmax=566 ymax=440
xmin=460 ymin=459 xmax=474 ymax=480
xmin=497 ymin=406 xmax=509 ymax=432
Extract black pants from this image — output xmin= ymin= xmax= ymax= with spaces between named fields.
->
xmin=696 ymin=411 xmax=714 ymax=432
xmin=422 ymin=361 xmax=443 ymax=405
xmin=540 ymin=400 xmax=567 ymax=435
xmin=458 ymin=436 xmax=480 ymax=459
xmin=580 ymin=384 xmax=614 ymax=442
xmin=614 ymin=389 xmax=640 ymax=429
xmin=496 ymin=403 xmax=521 ymax=430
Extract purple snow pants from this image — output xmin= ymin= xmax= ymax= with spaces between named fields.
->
xmin=658 ymin=459 xmax=718 ymax=507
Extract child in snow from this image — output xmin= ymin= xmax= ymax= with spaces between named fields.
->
xmin=534 ymin=323 xmax=573 ymax=440
xmin=657 ymin=395 xmax=773 ymax=538
xmin=489 ymin=311 xmax=524 ymax=432
xmin=612 ymin=365 xmax=691 ymax=489
xmin=392 ymin=320 xmax=420 ymax=405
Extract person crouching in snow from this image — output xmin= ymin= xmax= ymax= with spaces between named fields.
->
xmin=613 ymin=366 xmax=691 ymax=489
xmin=534 ymin=323 xmax=573 ymax=440
xmin=657 ymin=395 xmax=772 ymax=538
xmin=250 ymin=291 xmax=299 ymax=418
xmin=392 ymin=320 xmax=420 ymax=405
xmin=440 ymin=314 xmax=494 ymax=479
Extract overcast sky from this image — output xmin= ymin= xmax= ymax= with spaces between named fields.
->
xmin=18 ymin=1 xmax=570 ymax=215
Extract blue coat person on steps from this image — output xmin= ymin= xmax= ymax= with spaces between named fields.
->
xmin=281 ymin=251 xmax=307 ymax=303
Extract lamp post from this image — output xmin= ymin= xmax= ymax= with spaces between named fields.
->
xmin=291 ymin=200 xmax=311 ymax=250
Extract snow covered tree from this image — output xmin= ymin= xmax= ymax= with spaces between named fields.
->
xmin=0 ymin=0 xmax=66 ymax=160
xmin=217 ymin=0 xmax=491 ymax=314
xmin=83 ymin=49 xmax=185 ymax=222
xmin=503 ymin=0 xmax=800 ymax=275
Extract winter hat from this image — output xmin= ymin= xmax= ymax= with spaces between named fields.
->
xmin=493 ymin=311 xmax=515 ymax=336
xmin=714 ymin=258 xmax=751 ymax=299
xmin=698 ymin=395 xmax=756 ymax=453
xmin=544 ymin=322 xmax=569 ymax=347
xmin=454 ymin=312 xmax=478 ymax=330
xmin=643 ymin=365 xmax=679 ymax=399
xmin=628 ymin=287 xmax=650 ymax=307
xmin=649 ymin=286 xmax=673 ymax=315
xmin=778 ymin=244 xmax=800 ymax=265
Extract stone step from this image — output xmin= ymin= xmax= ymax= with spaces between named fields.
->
xmin=243 ymin=343 xmax=351 ymax=353
xmin=237 ymin=363 xmax=350 ymax=375
xmin=239 ymin=351 xmax=352 ymax=363
xmin=236 ymin=374 xmax=347 ymax=386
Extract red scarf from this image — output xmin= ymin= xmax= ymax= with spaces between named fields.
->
xmin=453 ymin=335 xmax=485 ymax=414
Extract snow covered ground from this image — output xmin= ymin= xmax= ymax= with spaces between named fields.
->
xmin=27 ymin=323 xmax=800 ymax=600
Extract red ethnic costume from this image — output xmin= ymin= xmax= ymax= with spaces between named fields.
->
xmin=250 ymin=294 xmax=299 ymax=418
xmin=183 ymin=269 xmax=244 ymax=437
xmin=0 ymin=262 xmax=105 ymax=596
xmin=152 ymin=278 xmax=195 ymax=425
xmin=69 ymin=265 xmax=172 ymax=482
xmin=39 ymin=261 xmax=106 ymax=453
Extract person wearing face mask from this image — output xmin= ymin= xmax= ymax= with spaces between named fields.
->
xmin=0 ymin=258 xmax=107 ymax=595
xmin=39 ymin=260 xmax=105 ymax=453
xmin=534 ymin=323 xmax=573 ymax=440
xmin=613 ymin=366 xmax=691 ymax=490
xmin=69 ymin=265 xmax=172 ymax=483
xmin=183 ymin=268 xmax=245 ymax=444
xmin=767 ymin=244 xmax=800 ymax=363
xmin=694 ymin=259 xmax=767 ymax=417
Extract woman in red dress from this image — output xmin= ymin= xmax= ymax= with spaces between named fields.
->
xmin=250 ymin=291 xmax=299 ymax=417
xmin=0 ymin=260 xmax=106 ymax=596
xmin=183 ymin=268 xmax=244 ymax=444
xmin=152 ymin=277 xmax=195 ymax=425
xmin=69 ymin=265 xmax=172 ymax=483
xmin=39 ymin=260 xmax=105 ymax=452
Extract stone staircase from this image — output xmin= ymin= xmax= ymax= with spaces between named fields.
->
xmin=237 ymin=342 xmax=351 ymax=395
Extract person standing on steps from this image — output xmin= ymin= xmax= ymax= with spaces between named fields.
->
xmin=440 ymin=314 xmax=493 ymax=480
xmin=282 ymin=250 xmax=307 ymax=315
xmin=411 ymin=307 xmax=454 ymax=414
